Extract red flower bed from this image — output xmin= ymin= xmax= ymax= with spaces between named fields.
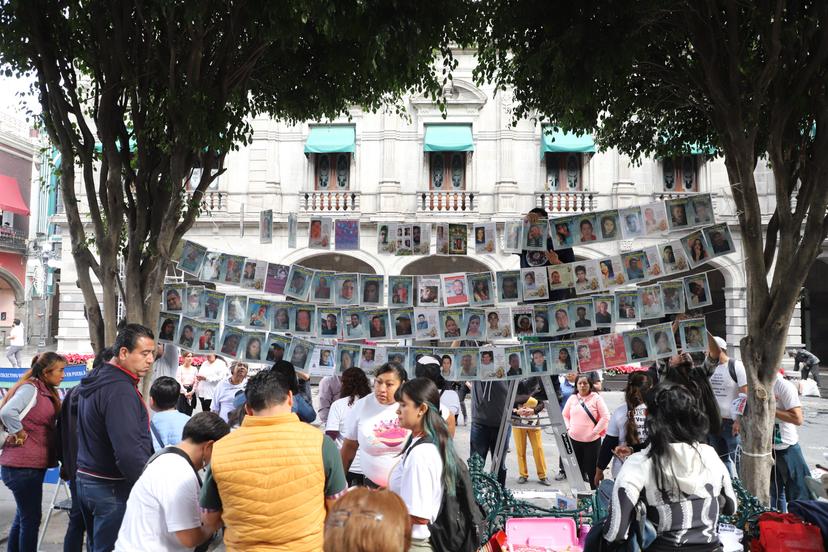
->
xmin=57 ymin=352 xmax=204 ymax=367
xmin=604 ymin=364 xmax=649 ymax=376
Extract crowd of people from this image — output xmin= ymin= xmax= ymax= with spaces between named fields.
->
xmin=0 ymin=206 xmax=820 ymax=551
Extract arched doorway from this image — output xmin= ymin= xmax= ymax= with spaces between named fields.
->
xmin=401 ymin=255 xmax=492 ymax=276
xmin=296 ymin=253 xmax=377 ymax=274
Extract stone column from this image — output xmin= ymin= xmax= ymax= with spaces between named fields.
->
xmin=494 ymin=92 xmax=520 ymax=217
xmin=377 ymin=113 xmax=402 ymax=216
xmin=724 ymin=286 xmax=748 ymax=360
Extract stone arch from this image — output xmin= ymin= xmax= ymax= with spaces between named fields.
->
xmin=283 ymin=249 xmax=382 ymax=274
xmin=399 ymin=255 xmax=499 ymax=276
xmin=0 ymin=267 xmax=24 ymax=304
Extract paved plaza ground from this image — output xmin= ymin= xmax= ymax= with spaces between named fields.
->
xmin=4 ymin=381 xmax=828 ymax=550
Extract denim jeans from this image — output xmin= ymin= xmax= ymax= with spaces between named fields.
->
xmin=708 ymin=418 xmax=740 ymax=477
xmin=771 ymin=443 xmax=810 ymax=512
xmin=76 ymin=474 xmax=131 ymax=552
xmin=64 ymin=478 xmax=87 ymax=552
xmin=470 ymin=422 xmax=509 ymax=486
xmin=1 ymin=466 xmax=46 ymax=552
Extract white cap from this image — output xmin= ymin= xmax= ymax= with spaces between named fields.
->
xmin=712 ymin=336 xmax=727 ymax=351
xmin=417 ymin=355 xmax=441 ymax=367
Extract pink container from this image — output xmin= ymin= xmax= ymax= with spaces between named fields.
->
xmin=505 ymin=517 xmax=579 ymax=548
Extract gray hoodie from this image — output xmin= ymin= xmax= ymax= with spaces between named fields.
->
xmin=470 ymin=381 xmax=509 ymax=427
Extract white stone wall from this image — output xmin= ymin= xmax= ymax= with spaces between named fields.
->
xmin=54 ymin=50 xmax=794 ymax=356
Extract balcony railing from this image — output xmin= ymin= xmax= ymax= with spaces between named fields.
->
xmin=299 ymin=190 xmax=360 ymax=212
xmin=187 ymin=191 xmax=227 ymax=215
xmin=651 ymin=190 xmax=709 ymax=201
xmin=0 ymin=227 xmax=26 ymax=252
xmin=418 ymin=190 xmax=476 ymax=213
xmin=535 ymin=191 xmax=598 ymax=214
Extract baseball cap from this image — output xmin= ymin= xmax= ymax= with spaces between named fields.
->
xmin=711 ymin=336 xmax=727 ymax=352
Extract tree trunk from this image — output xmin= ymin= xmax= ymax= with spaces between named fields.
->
xmin=739 ymin=335 xmax=778 ymax=505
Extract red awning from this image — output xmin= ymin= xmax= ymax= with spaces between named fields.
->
xmin=0 ymin=175 xmax=29 ymax=216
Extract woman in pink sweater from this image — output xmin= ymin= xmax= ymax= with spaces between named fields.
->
xmin=563 ymin=374 xmax=610 ymax=489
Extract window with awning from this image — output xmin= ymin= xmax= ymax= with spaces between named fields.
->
xmin=423 ymin=124 xmax=474 ymax=152
xmin=541 ymin=127 xmax=595 ymax=191
xmin=424 ymin=125 xmax=473 ymax=190
xmin=305 ymin=126 xmax=355 ymax=190
xmin=0 ymin=175 xmax=29 ymax=216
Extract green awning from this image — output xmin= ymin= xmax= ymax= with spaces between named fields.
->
xmin=541 ymin=128 xmax=596 ymax=158
xmin=689 ymin=143 xmax=716 ymax=155
xmin=423 ymin=124 xmax=474 ymax=152
xmin=304 ymin=125 xmax=356 ymax=154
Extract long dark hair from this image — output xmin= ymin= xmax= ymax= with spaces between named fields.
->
xmin=340 ymin=367 xmax=370 ymax=406
xmin=664 ymin=356 xmax=721 ymax=435
xmin=645 ymin=383 xmax=709 ymax=499
xmin=396 ymin=378 xmax=460 ymax=496
xmin=624 ymin=372 xmax=651 ymax=446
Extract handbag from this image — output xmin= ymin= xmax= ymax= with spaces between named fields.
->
xmin=0 ymin=384 xmax=38 ymax=449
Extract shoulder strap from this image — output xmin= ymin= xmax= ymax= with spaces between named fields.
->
xmin=149 ymin=420 xmax=165 ymax=449
xmin=145 ymin=446 xmax=202 ymax=486
xmin=579 ymin=399 xmax=599 ymax=426
xmin=19 ymin=383 xmax=39 ymax=421
xmin=402 ymin=435 xmax=434 ymax=461
xmin=728 ymin=359 xmax=737 ymax=384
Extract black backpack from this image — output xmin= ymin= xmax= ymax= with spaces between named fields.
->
xmin=404 ymin=438 xmax=484 ymax=552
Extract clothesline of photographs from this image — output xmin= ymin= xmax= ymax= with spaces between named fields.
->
xmin=248 ymin=193 xmax=718 ymax=255
xmin=174 ymin=221 xmax=735 ymax=305
xmin=156 ymin=305 xmax=709 ymax=381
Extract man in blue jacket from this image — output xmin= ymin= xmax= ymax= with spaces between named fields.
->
xmin=76 ymin=324 xmax=155 ymax=552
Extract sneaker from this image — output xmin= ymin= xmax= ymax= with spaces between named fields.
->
xmin=539 ymin=478 xmax=552 ymax=486
xmin=517 ymin=476 xmax=528 ymax=484
xmin=554 ymin=471 xmax=566 ymax=481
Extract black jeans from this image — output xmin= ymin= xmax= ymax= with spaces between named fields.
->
xmin=177 ymin=385 xmax=196 ymax=415
xmin=470 ymin=422 xmax=509 ymax=486
xmin=199 ymin=397 xmax=212 ymax=413
xmin=571 ymin=438 xmax=601 ymax=490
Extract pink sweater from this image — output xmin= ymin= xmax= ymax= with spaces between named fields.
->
xmin=562 ymin=392 xmax=610 ymax=443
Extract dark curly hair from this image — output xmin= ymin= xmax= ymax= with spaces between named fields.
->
xmin=339 ymin=367 xmax=370 ymax=406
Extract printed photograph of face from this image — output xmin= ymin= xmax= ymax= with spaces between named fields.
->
xmin=552 ymin=306 xmax=572 ymax=334
xmin=157 ymin=315 xmax=178 ymax=342
xmin=498 ymin=273 xmax=521 ymax=302
xmin=456 ymin=350 xmax=479 ymax=379
xmin=526 ymin=344 xmax=549 ymax=374
xmin=164 ymin=288 xmax=182 ymax=311
xmin=550 ymin=343 xmax=576 ymax=375
xmin=547 ymin=264 xmax=574 ymax=291
xmin=679 ymin=320 xmax=708 ymax=352
xmin=648 ymin=324 xmax=677 ymax=358
xmin=668 ymin=200 xmax=690 ymax=229
xmin=619 ymin=207 xmax=644 ymax=238
xmin=524 ymin=220 xmax=548 ymax=250
xmin=294 ymin=308 xmax=314 ymax=334
xmin=442 ymin=274 xmax=469 ymax=306
xmin=684 ymin=274 xmax=712 ymax=308
xmin=594 ymin=298 xmax=613 ymax=326
xmin=464 ymin=312 xmax=483 ymax=338
xmin=552 ymin=218 xmax=574 ymax=248
xmin=344 ymin=309 xmax=366 ymax=339
xmin=440 ymin=312 xmax=463 ymax=339
xmin=575 ymin=216 xmax=598 ymax=244
xmin=599 ymin=211 xmax=619 ymax=240
xmin=513 ymin=313 xmax=534 ymax=337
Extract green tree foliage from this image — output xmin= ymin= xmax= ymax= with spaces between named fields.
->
xmin=0 ymin=0 xmax=469 ymax=352
xmin=474 ymin=0 xmax=828 ymax=502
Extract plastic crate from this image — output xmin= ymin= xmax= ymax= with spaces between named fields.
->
xmin=505 ymin=517 xmax=579 ymax=548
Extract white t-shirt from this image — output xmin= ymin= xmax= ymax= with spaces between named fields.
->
xmin=9 ymin=324 xmax=23 ymax=346
xmin=196 ymin=359 xmax=229 ymax=400
xmin=709 ymin=359 xmax=747 ymax=420
xmin=388 ymin=438 xmax=444 ymax=541
xmin=606 ymin=403 xmax=648 ymax=478
xmin=773 ymin=374 xmax=801 ymax=450
xmin=114 ymin=451 xmax=201 ymax=552
xmin=342 ymin=394 xmax=410 ymax=487
xmin=326 ymin=396 xmax=363 ymax=475
xmin=440 ymin=389 xmax=461 ymax=418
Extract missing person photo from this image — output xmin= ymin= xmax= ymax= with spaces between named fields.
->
xmin=549 ymin=341 xmax=577 ymax=375
xmin=592 ymin=295 xmax=615 ymax=327
xmin=503 ymin=221 xmax=522 ymax=253
xmin=411 ymin=223 xmax=430 ymax=256
xmin=199 ymin=251 xmax=222 ymax=283
xmin=439 ymin=308 xmax=465 ymax=340
xmin=441 ymin=273 xmax=470 ymax=307
xmin=240 ymin=259 xmax=267 ymax=291
xmin=177 ymin=241 xmax=207 ymax=276
xmin=568 ymin=298 xmax=595 ymax=331
xmin=660 ymin=281 xmax=686 ymax=314
xmin=264 ymin=263 xmax=290 ymax=295
xmin=342 ymin=307 xmax=367 ymax=340
xmin=598 ymin=210 xmax=620 ymax=241
xmin=648 ymin=323 xmax=678 ymax=359
xmin=224 ymin=295 xmax=247 ymax=327
xmin=310 ymin=271 xmax=335 ymax=304
xmin=681 ymin=230 xmax=714 ymax=268
xmin=573 ymin=214 xmax=599 ymax=245
xmin=285 ymin=265 xmax=314 ymax=301
xmin=463 ymin=308 xmax=485 ymax=339
xmin=523 ymin=219 xmax=549 ymax=251
xmin=333 ymin=274 xmax=359 ymax=306
xmin=642 ymin=202 xmax=669 ymax=236
xmin=474 ymin=222 xmax=497 ymax=254
xmin=478 ymin=349 xmax=502 ymax=380
xmin=599 ymin=332 xmax=628 ymax=368
xmin=220 ymin=254 xmax=245 ymax=285
xmin=360 ymin=275 xmax=384 ymax=306
xmin=689 ymin=194 xmax=715 ymax=226
xmin=391 ymin=307 xmax=415 ymax=339
xmin=666 ymin=198 xmax=691 ymax=231
xmin=484 ymin=308 xmax=512 ymax=340
xmin=308 ymin=217 xmax=332 ymax=249
xmin=194 ymin=322 xmax=219 ymax=354
xmin=511 ymin=307 xmax=535 ymax=338
xmin=435 ymin=223 xmax=449 ymax=255
xmin=550 ymin=302 xmax=574 ymax=336
xmin=377 ymin=223 xmax=398 ymax=255
xmin=389 ymin=275 xmax=414 ymax=307
xmin=620 ymin=251 xmax=649 ymax=284
xmin=524 ymin=343 xmax=550 ymax=375
xmin=246 ymin=299 xmax=273 ymax=329
xmin=679 ymin=318 xmax=708 ymax=353
xmin=365 ymin=308 xmax=390 ymax=339
xmin=659 ymin=241 xmax=690 ymax=275
xmin=448 ymin=223 xmax=468 ymax=255
xmin=417 ymin=276 xmax=441 ymax=306
xmin=616 ymin=290 xmax=641 ymax=322
xmin=219 ymin=327 xmax=245 ymax=359
xmin=572 ymin=260 xmax=604 ymax=295
xmin=163 ymin=284 xmax=185 ymax=312
xmin=318 ymin=307 xmax=342 ymax=338
xmin=639 ymin=284 xmax=665 ymax=320
xmin=532 ymin=305 xmax=551 ymax=337
xmin=597 ymin=258 xmax=624 ymax=289
xmin=703 ymin=223 xmax=735 ymax=256
xmin=157 ymin=313 xmax=180 ymax=344
xmin=289 ymin=338 xmax=316 ymax=372
xmin=520 ymin=266 xmax=549 ymax=301
xmin=184 ymin=286 xmax=204 ymax=318
xmin=203 ymin=290 xmax=225 ymax=321
xmin=619 ymin=206 xmax=645 ymax=239
xmin=467 ymin=272 xmax=495 ymax=307
xmin=454 ymin=348 xmax=479 ymax=380
xmin=576 ymin=336 xmax=604 ymax=373
xmin=504 ymin=346 xmax=526 ymax=380
xmin=683 ymin=273 xmax=713 ymax=308
xmin=551 ymin=217 xmax=575 ymax=249
xmin=265 ymin=334 xmax=292 ymax=363
xmin=292 ymin=305 xmax=316 ymax=336
xmin=413 ymin=307 xmax=439 ymax=340
xmin=547 ymin=263 xmax=574 ymax=292
xmin=242 ymin=331 xmax=267 ymax=363
xmin=496 ymin=270 xmax=523 ymax=303
xmin=623 ymin=329 xmax=652 ymax=363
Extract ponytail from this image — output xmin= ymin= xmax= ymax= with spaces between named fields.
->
xmin=623 ymin=372 xmax=651 ymax=446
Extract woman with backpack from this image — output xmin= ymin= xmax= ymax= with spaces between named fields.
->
xmin=601 ymin=383 xmax=737 ymax=551
xmin=0 ymin=352 xmax=66 ymax=551
xmin=563 ymin=374 xmax=610 ymax=489
xmin=390 ymin=377 xmax=462 ymax=551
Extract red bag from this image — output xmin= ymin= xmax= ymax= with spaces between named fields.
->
xmin=750 ymin=512 xmax=825 ymax=552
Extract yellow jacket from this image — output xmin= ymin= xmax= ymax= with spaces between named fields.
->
xmin=210 ymin=413 xmax=326 ymax=552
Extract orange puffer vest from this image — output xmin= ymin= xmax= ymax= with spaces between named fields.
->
xmin=210 ymin=413 xmax=325 ymax=552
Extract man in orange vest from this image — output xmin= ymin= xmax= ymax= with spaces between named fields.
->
xmin=199 ymin=368 xmax=346 ymax=551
